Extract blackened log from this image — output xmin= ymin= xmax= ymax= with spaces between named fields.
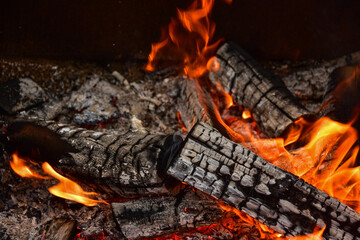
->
xmin=282 ymin=50 xmax=360 ymax=102
xmin=209 ymin=42 xmax=313 ymax=137
xmin=167 ymin=122 xmax=360 ymax=239
xmin=2 ymin=121 xmax=183 ymax=197
xmin=112 ymin=188 xmax=224 ymax=239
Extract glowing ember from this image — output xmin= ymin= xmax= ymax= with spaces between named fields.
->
xmin=9 ymin=152 xmax=107 ymax=207
xmin=242 ymin=110 xmax=251 ymax=120
xmin=10 ymin=153 xmax=48 ymax=179
xmin=42 ymin=162 xmax=108 ymax=207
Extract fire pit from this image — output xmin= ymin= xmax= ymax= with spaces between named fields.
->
xmin=1 ymin=0 xmax=360 ymax=239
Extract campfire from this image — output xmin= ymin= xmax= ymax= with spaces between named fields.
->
xmin=1 ymin=0 xmax=360 ymax=239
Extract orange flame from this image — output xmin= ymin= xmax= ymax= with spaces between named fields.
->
xmin=146 ymin=0 xmax=229 ymax=78
xmin=9 ymin=152 xmax=107 ymax=207
xmin=10 ymin=153 xmax=48 ymax=179
xmin=242 ymin=110 xmax=251 ymax=120
xmin=42 ymin=162 xmax=108 ymax=207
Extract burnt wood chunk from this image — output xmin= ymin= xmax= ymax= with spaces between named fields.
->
xmin=28 ymin=218 xmax=76 ymax=240
xmin=3 ymin=121 xmax=183 ymax=197
xmin=209 ymin=42 xmax=312 ymax=137
xmin=0 ymin=78 xmax=47 ymax=114
xmin=167 ymin=122 xmax=360 ymax=239
xmin=112 ymin=188 xmax=223 ymax=239
xmin=282 ymin=50 xmax=360 ymax=102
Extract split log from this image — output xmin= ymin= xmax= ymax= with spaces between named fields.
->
xmin=112 ymin=188 xmax=224 ymax=239
xmin=177 ymin=77 xmax=212 ymax=131
xmin=209 ymin=42 xmax=313 ymax=137
xmin=2 ymin=121 xmax=184 ymax=197
xmin=167 ymin=122 xmax=360 ymax=239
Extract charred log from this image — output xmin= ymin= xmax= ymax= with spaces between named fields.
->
xmin=282 ymin=50 xmax=360 ymax=102
xmin=112 ymin=187 xmax=224 ymax=239
xmin=167 ymin=122 xmax=360 ymax=239
xmin=2 ymin=121 xmax=183 ymax=197
xmin=209 ymin=42 xmax=313 ymax=137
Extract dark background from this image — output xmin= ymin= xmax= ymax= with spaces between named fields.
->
xmin=0 ymin=0 xmax=359 ymax=61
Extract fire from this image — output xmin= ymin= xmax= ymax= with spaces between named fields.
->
xmin=242 ymin=110 xmax=251 ymax=120
xmin=145 ymin=0 xmax=231 ymax=78
xmin=10 ymin=153 xmax=48 ymax=179
xmin=9 ymin=153 xmax=107 ymax=207
xmin=42 ymin=162 xmax=108 ymax=207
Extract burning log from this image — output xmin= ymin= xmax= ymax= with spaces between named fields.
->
xmin=2 ymin=121 xmax=183 ymax=197
xmin=209 ymin=42 xmax=313 ymax=137
xmin=167 ymin=122 xmax=360 ymax=239
xmin=112 ymin=187 xmax=224 ymax=239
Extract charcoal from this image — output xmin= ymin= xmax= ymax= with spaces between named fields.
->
xmin=0 ymin=78 xmax=47 ymax=114
xmin=112 ymin=188 xmax=223 ymax=239
xmin=28 ymin=218 xmax=76 ymax=240
xmin=67 ymin=77 xmax=121 ymax=125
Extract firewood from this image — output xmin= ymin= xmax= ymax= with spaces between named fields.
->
xmin=167 ymin=122 xmax=360 ymax=239
xmin=28 ymin=218 xmax=76 ymax=240
xmin=282 ymin=50 xmax=360 ymax=102
xmin=2 ymin=121 xmax=184 ymax=197
xmin=209 ymin=42 xmax=313 ymax=137
xmin=177 ymin=77 xmax=212 ymax=131
xmin=112 ymin=188 xmax=224 ymax=239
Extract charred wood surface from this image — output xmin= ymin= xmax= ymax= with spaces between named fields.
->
xmin=282 ymin=50 xmax=360 ymax=102
xmin=209 ymin=42 xmax=312 ymax=137
xmin=28 ymin=218 xmax=76 ymax=240
xmin=112 ymin=188 xmax=223 ymax=239
xmin=3 ymin=121 xmax=183 ymax=197
xmin=167 ymin=122 xmax=360 ymax=239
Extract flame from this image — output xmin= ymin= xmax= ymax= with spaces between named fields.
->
xmin=42 ymin=162 xmax=108 ymax=207
xmin=10 ymin=153 xmax=48 ymax=179
xmin=9 ymin=152 xmax=107 ymax=207
xmin=177 ymin=110 xmax=188 ymax=132
xmin=145 ymin=0 xmax=230 ymax=78
xmin=242 ymin=110 xmax=251 ymax=120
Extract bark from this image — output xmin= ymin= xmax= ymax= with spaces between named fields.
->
xmin=209 ymin=42 xmax=313 ymax=138
xmin=3 ymin=121 xmax=184 ymax=197
xmin=112 ymin=188 xmax=224 ymax=239
xmin=167 ymin=122 xmax=360 ymax=239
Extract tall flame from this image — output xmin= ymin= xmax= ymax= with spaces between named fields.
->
xmin=145 ymin=0 xmax=231 ymax=78
xmin=9 ymin=153 xmax=107 ymax=207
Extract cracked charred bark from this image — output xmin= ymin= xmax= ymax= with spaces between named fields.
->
xmin=282 ymin=50 xmax=360 ymax=102
xmin=167 ymin=122 xmax=360 ymax=239
xmin=112 ymin=188 xmax=224 ymax=239
xmin=3 ymin=121 xmax=183 ymax=197
xmin=209 ymin=42 xmax=313 ymax=138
